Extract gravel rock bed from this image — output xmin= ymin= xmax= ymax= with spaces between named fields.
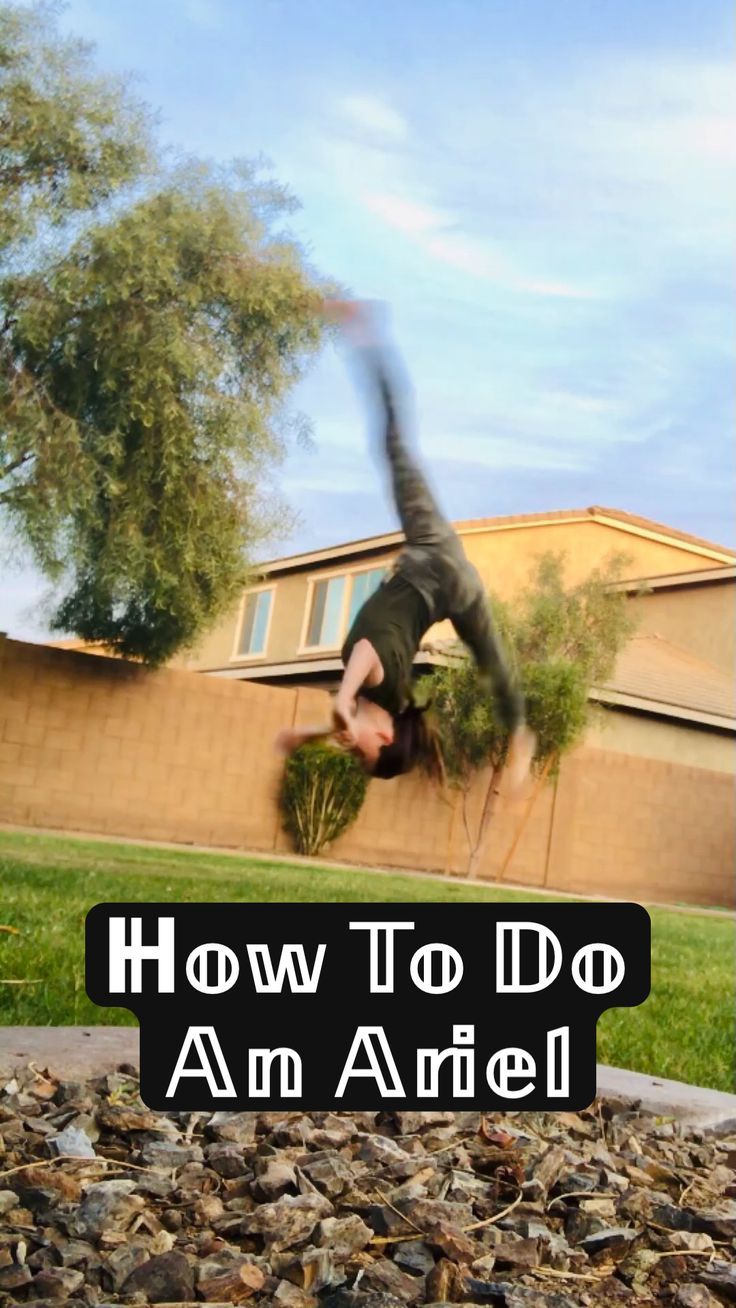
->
xmin=0 ymin=1063 xmax=734 ymax=1307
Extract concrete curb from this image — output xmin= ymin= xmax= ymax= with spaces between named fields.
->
xmin=1 ymin=1026 xmax=734 ymax=1132
xmin=595 ymin=1063 xmax=736 ymax=1133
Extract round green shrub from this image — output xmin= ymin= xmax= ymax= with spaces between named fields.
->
xmin=280 ymin=742 xmax=368 ymax=856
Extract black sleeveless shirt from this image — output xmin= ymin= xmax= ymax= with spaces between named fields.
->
xmin=341 ymin=573 xmax=430 ymax=716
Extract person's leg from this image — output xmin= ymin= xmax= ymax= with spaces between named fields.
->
xmin=357 ymin=343 xmax=453 ymax=550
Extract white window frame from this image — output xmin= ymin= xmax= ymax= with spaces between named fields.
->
xmin=230 ymin=584 xmax=275 ymax=661
xmin=298 ymin=562 xmax=389 ymax=654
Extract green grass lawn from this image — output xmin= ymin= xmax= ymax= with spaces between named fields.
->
xmin=0 ymin=829 xmax=733 ymax=1092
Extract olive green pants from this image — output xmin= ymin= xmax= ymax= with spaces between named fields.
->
xmin=357 ymin=343 xmax=524 ymax=733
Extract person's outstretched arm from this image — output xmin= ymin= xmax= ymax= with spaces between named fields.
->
xmin=452 ymin=596 xmax=535 ymax=793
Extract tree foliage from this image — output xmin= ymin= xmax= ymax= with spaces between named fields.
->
xmin=280 ymin=743 xmax=368 ymax=857
xmin=422 ymin=551 xmax=637 ymax=793
xmin=0 ymin=2 xmax=328 ymax=661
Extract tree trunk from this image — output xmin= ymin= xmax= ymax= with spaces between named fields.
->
xmin=461 ymin=786 xmax=474 ymax=863
xmin=467 ymin=762 xmax=502 ymax=879
xmin=497 ymin=755 xmax=555 ymax=883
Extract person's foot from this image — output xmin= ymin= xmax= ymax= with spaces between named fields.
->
xmin=323 ymin=299 xmax=387 ymax=347
xmin=322 ymin=299 xmax=359 ymax=326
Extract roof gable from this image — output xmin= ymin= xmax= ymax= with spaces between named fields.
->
xmin=258 ymin=506 xmax=735 ymax=575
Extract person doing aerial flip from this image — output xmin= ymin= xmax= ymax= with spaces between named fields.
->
xmin=276 ymin=300 xmax=535 ymax=791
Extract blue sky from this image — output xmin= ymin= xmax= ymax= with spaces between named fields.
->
xmin=2 ymin=0 xmax=734 ymax=638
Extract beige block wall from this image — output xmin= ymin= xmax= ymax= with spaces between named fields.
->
xmin=546 ymin=748 xmax=735 ymax=907
xmin=1 ymin=638 xmax=733 ymax=908
xmin=0 ymin=637 xmax=292 ymax=849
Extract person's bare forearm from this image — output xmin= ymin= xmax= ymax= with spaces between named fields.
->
xmin=336 ymin=638 xmax=384 ymax=710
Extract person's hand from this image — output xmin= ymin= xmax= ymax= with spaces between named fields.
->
xmin=274 ymin=728 xmax=299 ymax=757
xmin=332 ymin=696 xmax=359 ymax=750
xmin=505 ymin=724 xmax=536 ymax=797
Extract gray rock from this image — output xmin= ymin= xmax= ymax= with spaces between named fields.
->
xmin=654 ymin=1201 xmax=736 ymax=1240
xmin=273 ymin=1246 xmax=345 ymax=1292
xmin=698 ymin=1258 xmax=736 ymax=1301
xmin=400 ymin=1198 xmax=475 ymax=1229
xmin=72 ymin=1179 xmax=145 ymax=1239
xmin=321 ymin=1292 xmax=407 ymax=1308
xmin=103 ymin=1239 xmax=151 ymax=1290
xmin=310 ymin=1115 xmax=357 ymax=1149
xmin=274 ymin=1279 xmax=320 ymax=1308
xmin=459 ymin=1279 xmax=513 ymax=1303
xmin=301 ymin=1152 xmax=356 ymax=1198
xmin=1 ymin=1065 xmax=734 ymax=1308
xmin=121 ymin=1249 xmax=195 ymax=1302
xmin=46 ymin=1124 xmax=97 ymax=1158
xmin=241 ymin=1192 xmax=334 ymax=1250
xmin=675 ymin=1286 xmax=721 ymax=1308
xmin=205 ymin=1110 xmax=258 ymax=1144
xmin=578 ymin=1225 xmax=639 ymax=1253
xmin=254 ymin=1158 xmax=298 ymax=1200
xmin=56 ymin=1237 xmax=101 ymax=1269
xmin=137 ymin=1138 xmax=204 ymax=1169
xmin=204 ymin=1141 xmax=248 ymax=1177
xmin=0 ymin=1262 xmax=33 ymax=1289
xmin=666 ymin=1230 xmax=715 ymax=1253
xmin=316 ymin=1214 xmax=374 ymax=1259
xmin=392 ymin=1112 xmax=456 ymax=1135
xmin=29 ymin=1265 xmax=86 ymax=1297
xmin=356 ymin=1134 xmax=411 ymax=1165
xmin=553 ymin=1170 xmax=598 ymax=1195
xmin=131 ymin=1171 xmax=177 ymax=1198
xmin=271 ymin=1115 xmax=316 ymax=1146
xmin=359 ymin=1258 xmax=425 ymax=1303
xmin=393 ymin=1240 xmax=436 ymax=1275
xmin=491 ymin=1238 xmax=541 ymax=1269
xmin=198 ymin=1247 xmax=268 ymax=1277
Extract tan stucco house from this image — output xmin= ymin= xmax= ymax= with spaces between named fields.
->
xmin=177 ymin=506 xmax=735 ymax=724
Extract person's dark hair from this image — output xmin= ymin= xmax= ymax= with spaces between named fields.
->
xmin=371 ymin=703 xmax=445 ymax=782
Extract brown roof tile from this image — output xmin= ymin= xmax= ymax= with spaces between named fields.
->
xmin=588 ymin=506 xmax=736 ymax=557
xmin=454 ymin=505 xmax=735 ymax=556
xmin=260 ymin=506 xmax=735 ymax=571
xmin=600 ymin=634 xmax=736 ymax=721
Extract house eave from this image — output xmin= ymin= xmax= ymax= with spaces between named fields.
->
xmin=205 ymin=660 xmax=736 ymax=734
xmin=590 ymin=687 xmax=736 ymax=733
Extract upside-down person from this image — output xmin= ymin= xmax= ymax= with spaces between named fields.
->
xmin=275 ymin=300 xmax=536 ymax=791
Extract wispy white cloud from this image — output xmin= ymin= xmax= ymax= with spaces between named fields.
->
xmin=362 ymin=190 xmax=594 ymax=299
xmin=340 ymin=95 xmax=409 ymax=141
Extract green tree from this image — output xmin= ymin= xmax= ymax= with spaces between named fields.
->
xmin=421 ymin=552 xmax=637 ymax=874
xmin=1 ymin=2 xmax=327 ymax=661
